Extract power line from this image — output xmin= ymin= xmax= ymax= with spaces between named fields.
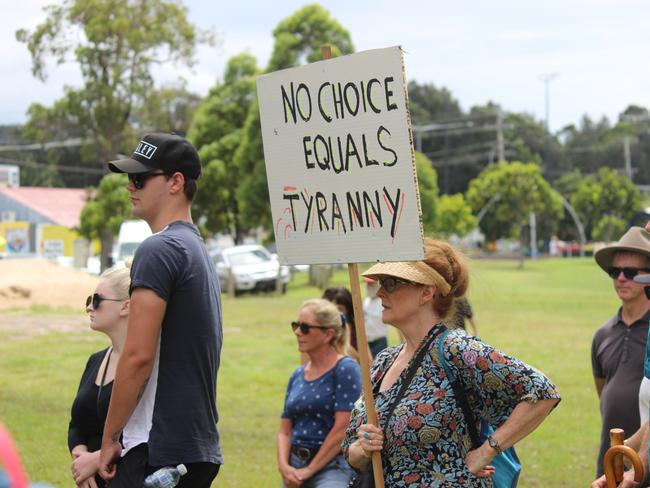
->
xmin=0 ymin=137 xmax=87 ymax=153
xmin=0 ymin=156 xmax=105 ymax=175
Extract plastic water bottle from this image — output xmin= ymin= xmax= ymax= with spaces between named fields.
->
xmin=143 ymin=464 xmax=187 ymax=488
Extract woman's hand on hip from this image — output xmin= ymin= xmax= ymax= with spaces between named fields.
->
xmin=465 ymin=444 xmax=497 ymax=478
xmin=356 ymin=423 xmax=385 ymax=457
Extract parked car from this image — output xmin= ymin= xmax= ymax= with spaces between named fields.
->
xmin=211 ymin=245 xmax=290 ymax=294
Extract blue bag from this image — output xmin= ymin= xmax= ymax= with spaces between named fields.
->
xmin=437 ymin=329 xmax=521 ymax=488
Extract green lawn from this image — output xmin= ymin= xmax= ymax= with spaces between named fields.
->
xmin=0 ymin=258 xmax=621 ymax=487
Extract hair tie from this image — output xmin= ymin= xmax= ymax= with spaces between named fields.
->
xmin=340 ymin=313 xmax=347 ymax=327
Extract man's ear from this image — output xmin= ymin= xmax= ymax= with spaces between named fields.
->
xmin=168 ymin=172 xmax=185 ymax=195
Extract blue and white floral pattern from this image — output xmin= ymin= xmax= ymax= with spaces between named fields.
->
xmin=342 ymin=324 xmax=560 ymax=487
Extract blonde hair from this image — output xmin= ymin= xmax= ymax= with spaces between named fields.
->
xmin=422 ymin=238 xmax=469 ymax=320
xmin=99 ymin=265 xmax=131 ymax=300
xmin=301 ymin=298 xmax=349 ymax=355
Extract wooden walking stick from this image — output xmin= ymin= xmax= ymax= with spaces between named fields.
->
xmin=604 ymin=428 xmax=644 ymax=488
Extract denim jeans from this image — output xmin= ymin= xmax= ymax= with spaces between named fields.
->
xmin=282 ymin=452 xmax=355 ymax=488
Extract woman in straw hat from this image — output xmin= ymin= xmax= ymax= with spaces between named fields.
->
xmin=278 ymin=298 xmax=362 ymax=487
xmin=342 ymin=238 xmax=561 ymax=487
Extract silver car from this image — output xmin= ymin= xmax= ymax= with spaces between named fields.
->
xmin=212 ymin=244 xmax=290 ymax=294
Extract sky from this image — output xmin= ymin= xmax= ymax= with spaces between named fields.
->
xmin=3 ymin=0 xmax=650 ymax=132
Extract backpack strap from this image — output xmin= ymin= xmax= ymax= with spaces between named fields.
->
xmin=437 ymin=330 xmax=481 ymax=448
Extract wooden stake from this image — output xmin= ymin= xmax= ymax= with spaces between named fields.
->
xmin=348 ymin=263 xmax=385 ymax=487
xmin=321 ymin=43 xmax=384 ymax=488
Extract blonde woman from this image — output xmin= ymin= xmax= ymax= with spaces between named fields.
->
xmin=68 ymin=266 xmax=131 ymax=487
xmin=278 ymin=299 xmax=362 ymax=488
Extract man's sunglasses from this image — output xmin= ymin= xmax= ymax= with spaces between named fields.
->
xmin=291 ymin=321 xmax=329 ymax=334
xmin=86 ymin=293 xmax=123 ymax=310
xmin=606 ymin=267 xmax=650 ymax=280
xmin=128 ymin=171 xmax=168 ymax=190
xmin=378 ymin=277 xmax=416 ymax=293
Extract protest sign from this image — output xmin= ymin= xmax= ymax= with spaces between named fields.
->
xmin=257 ymin=46 xmax=424 ymax=265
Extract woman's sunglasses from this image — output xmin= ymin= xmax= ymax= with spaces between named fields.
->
xmin=606 ymin=266 xmax=650 ymax=280
xmin=378 ymin=277 xmax=416 ymax=293
xmin=291 ymin=321 xmax=329 ymax=334
xmin=86 ymin=293 xmax=123 ymax=310
xmin=128 ymin=171 xmax=168 ymax=190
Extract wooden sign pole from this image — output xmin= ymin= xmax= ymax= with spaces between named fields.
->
xmin=319 ymin=43 xmax=385 ymax=488
xmin=348 ymin=262 xmax=385 ymax=488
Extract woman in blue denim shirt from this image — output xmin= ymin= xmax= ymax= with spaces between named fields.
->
xmin=278 ymin=299 xmax=362 ymax=487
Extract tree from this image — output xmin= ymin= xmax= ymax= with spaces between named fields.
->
xmin=592 ymin=215 xmax=627 ymax=242
xmin=434 ymin=194 xmax=477 ymax=238
xmin=187 ymin=53 xmax=259 ymax=241
xmin=570 ymin=166 xmax=642 ymax=239
xmin=234 ymin=4 xmax=354 ymax=234
xmin=18 ymin=0 xmax=213 ymax=267
xmin=16 ymin=0 xmax=213 ymax=166
xmin=414 ymin=152 xmax=439 ymax=234
xmin=78 ymin=174 xmax=132 ymax=270
xmin=466 ymin=161 xmax=563 ymax=265
xmin=134 ymin=80 xmax=202 ymax=136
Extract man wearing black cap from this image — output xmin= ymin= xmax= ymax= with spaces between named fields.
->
xmin=591 ymin=227 xmax=650 ymax=479
xmin=98 ymin=133 xmax=223 ymax=487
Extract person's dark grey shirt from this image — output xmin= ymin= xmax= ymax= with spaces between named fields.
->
xmin=130 ymin=221 xmax=223 ymax=467
xmin=591 ymin=308 xmax=650 ymax=477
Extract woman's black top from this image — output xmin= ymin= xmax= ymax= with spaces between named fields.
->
xmin=68 ymin=348 xmax=113 ymax=452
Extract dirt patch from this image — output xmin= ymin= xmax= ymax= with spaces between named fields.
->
xmin=0 ymin=259 xmax=98 ymax=311
xmin=0 ymin=313 xmax=89 ymax=338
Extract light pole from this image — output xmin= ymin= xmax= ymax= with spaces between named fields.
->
xmin=538 ymin=72 xmax=559 ymax=177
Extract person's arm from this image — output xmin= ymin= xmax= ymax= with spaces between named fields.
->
xmin=465 ymin=398 xmax=559 ymax=473
xmin=295 ymin=411 xmax=351 ymax=481
xmin=594 ymin=377 xmax=606 ymax=398
xmin=277 ymin=418 xmax=302 ymax=488
xmin=98 ymin=288 xmax=165 ymax=480
xmin=626 ymin=421 xmax=649 ymax=452
xmin=69 ymin=356 xmax=95 ymax=456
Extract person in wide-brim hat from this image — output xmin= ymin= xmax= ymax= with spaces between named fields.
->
xmin=594 ymin=226 xmax=650 ymax=272
xmin=342 ymin=238 xmax=560 ymax=487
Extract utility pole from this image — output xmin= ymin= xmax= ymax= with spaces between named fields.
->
xmin=623 ymin=135 xmax=633 ymax=181
xmin=496 ymin=108 xmax=505 ymax=162
xmin=538 ymin=72 xmax=559 ymax=178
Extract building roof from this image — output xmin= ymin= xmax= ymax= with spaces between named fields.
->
xmin=0 ymin=187 xmax=89 ymax=228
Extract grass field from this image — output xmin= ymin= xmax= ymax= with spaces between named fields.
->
xmin=0 ymin=257 xmax=622 ymax=487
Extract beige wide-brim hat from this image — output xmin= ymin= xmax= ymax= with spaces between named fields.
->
xmin=594 ymin=226 xmax=650 ymax=271
xmin=362 ymin=261 xmax=452 ymax=296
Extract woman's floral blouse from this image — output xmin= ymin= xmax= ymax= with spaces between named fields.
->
xmin=342 ymin=324 xmax=561 ymax=487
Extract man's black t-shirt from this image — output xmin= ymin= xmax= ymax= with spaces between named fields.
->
xmin=130 ymin=221 xmax=223 ymax=466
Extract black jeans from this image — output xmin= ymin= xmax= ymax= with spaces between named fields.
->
xmin=107 ymin=443 xmax=220 ymax=488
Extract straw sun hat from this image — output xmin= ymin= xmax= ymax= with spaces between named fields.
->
xmin=594 ymin=226 xmax=650 ymax=272
xmin=362 ymin=261 xmax=452 ymax=296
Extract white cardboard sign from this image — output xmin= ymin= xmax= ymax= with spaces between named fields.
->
xmin=257 ymin=46 xmax=424 ymax=265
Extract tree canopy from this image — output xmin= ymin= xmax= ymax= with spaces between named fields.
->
xmin=188 ymin=53 xmax=259 ymax=241
xmin=466 ymin=161 xmax=563 ymax=242
xmin=16 ymin=0 xmax=213 ymax=162
xmin=570 ymin=166 xmax=641 ymax=239
xmin=234 ymin=4 xmax=355 ymax=234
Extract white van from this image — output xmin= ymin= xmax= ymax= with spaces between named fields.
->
xmin=113 ymin=220 xmax=152 ymax=267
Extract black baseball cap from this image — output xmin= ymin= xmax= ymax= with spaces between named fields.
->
xmin=108 ymin=133 xmax=202 ymax=179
